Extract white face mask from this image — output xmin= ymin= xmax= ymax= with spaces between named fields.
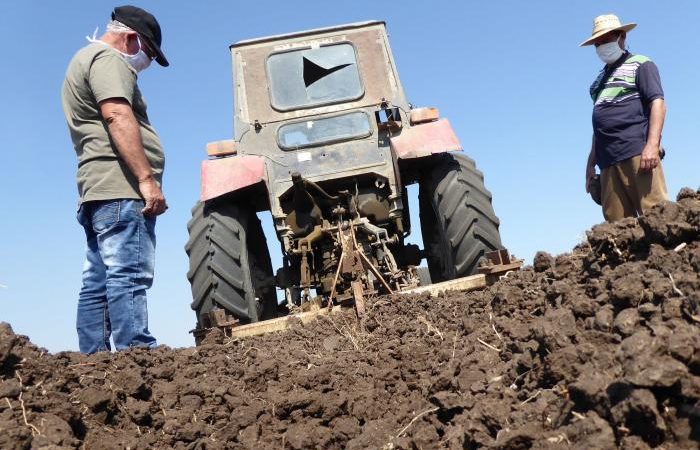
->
xmin=87 ymin=29 xmax=152 ymax=73
xmin=121 ymin=37 xmax=152 ymax=73
xmin=596 ymin=39 xmax=624 ymax=64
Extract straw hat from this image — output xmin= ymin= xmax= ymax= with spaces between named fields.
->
xmin=580 ymin=14 xmax=636 ymax=47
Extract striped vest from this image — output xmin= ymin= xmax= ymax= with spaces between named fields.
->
xmin=590 ymin=54 xmax=651 ymax=106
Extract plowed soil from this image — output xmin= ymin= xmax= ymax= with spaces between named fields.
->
xmin=2 ymin=188 xmax=699 ymax=450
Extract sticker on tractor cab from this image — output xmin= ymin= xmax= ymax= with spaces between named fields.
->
xmin=297 ymin=152 xmax=312 ymax=162
xmin=267 ymin=43 xmax=364 ymax=111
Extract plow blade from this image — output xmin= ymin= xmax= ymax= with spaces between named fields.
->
xmin=400 ymin=273 xmax=486 ymax=297
xmin=195 ymin=250 xmax=522 ymax=340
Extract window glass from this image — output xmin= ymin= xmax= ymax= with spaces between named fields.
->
xmin=267 ymin=44 xmax=363 ymax=110
xmin=278 ymin=112 xmax=371 ymax=149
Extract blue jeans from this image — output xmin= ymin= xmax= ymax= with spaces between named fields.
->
xmin=76 ymin=199 xmax=158 ymax=353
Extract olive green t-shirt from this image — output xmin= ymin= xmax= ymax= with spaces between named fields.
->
xmin=61 ymin=42 xmax=164 ymax=204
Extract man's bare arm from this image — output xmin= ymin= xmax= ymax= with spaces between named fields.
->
xmin=99 ymin=98 xmax=167 ymax=216
xmin=640 ymin=98 xmax=666 ymax=171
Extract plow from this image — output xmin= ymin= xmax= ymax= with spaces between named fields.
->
xmin=194 ymin=245 xmax=522 ymax=341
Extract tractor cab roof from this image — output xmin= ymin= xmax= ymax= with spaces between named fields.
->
xmin=230 ymin=20 xmax=385 ymax=49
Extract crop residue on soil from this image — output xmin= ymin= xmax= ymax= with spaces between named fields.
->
xmin=1 ymin=188 xmax=699 ymax=449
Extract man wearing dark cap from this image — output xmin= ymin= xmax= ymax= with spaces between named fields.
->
xmin=61 ymin=5 xmax=169 ymax=353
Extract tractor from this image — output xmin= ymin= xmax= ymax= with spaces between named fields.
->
xmin=185 ymin=21 xmax=503 ymax=339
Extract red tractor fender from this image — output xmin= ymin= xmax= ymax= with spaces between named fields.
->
xmin=390 ymin=118 xmax=462 ymax=159
xmin=200 ymin=155 xmax=266 ymax=202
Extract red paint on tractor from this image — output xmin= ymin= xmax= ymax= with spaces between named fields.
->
xmin=200 ymin=155 xmax=266 ymax=201
xmin=389 ymin=119 xmax=462 ymax=159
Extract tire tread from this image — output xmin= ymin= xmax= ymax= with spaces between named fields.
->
xmin=185 ymin=201 xmax=277 ymax=327
xmin=419 ymin=153 xmax=502 ymax=281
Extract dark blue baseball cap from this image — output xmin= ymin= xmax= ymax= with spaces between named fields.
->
xmin=112 ymin=5 xmax=169 ymax=67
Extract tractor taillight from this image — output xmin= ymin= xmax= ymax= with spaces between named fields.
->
xmin=409 ymin=107 xmax=440 ymax=125
xmin=206 ymin=140 xmax=237 ymax=158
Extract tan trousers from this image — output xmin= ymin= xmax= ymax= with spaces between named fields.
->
xmin=600 ymin=155 xmax=668 ymax=222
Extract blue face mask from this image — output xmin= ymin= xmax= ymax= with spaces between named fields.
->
xmin=596 ymin=39 xmax=623 ymax=64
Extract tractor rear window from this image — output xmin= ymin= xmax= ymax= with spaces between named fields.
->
xmin=267 ymin=43 xmax=363 ymax=111
xmin=277 ymin=111 xmax=371 ymax=149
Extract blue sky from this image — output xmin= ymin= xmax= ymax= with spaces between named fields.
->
xmin=1 ymin=1 xmax=697 ymax=352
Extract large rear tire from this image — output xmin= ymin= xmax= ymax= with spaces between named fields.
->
xmin=185 ymin=201 xmax=277 ymax=328
xmin=419 ymin=153 xmax=502 ymax=282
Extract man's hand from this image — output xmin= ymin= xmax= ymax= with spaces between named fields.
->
xmin=139 ymin=177 xmax=168 ymax=216
xmin=585 ymin=136 xmax=597 ymax=193
xmin=639 ymin=143 xmax=660 ymax=171
xmin=585 ymin=162 xmax=596 ymax=193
